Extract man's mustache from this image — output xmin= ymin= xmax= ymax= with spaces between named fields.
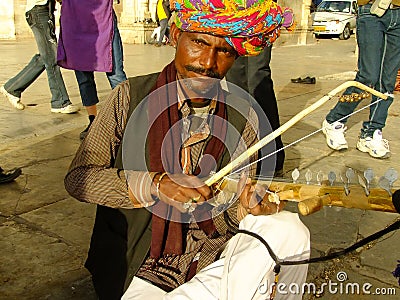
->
xmin=185 ymin=65 xmax=222 ymax=79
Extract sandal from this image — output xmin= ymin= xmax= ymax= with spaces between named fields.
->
xmin=0 ymin=167 xmax=22 ymax=184
xmin=291 ymin=76 xmax=316 ymax=84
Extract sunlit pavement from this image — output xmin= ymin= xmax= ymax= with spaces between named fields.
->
xmin=0 ymin=37 xmax=399 ymax=299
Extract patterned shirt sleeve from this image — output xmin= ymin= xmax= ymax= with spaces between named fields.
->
xmin=65 ymin=81 xmax=147 ymax=209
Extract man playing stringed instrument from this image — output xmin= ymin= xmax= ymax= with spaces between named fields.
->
xmin=65 ymin=1 xmax=310 ymax=299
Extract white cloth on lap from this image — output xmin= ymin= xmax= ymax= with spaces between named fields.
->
xmin=121 ymin=277 xmax=166 ymax=299
xmin=122 ymin=211 xmax=310 ymax=300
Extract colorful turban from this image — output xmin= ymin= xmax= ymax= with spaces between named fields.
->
xmin=171 ymin=0 xmax=294 ymax=56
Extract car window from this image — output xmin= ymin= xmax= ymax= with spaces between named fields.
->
xmin=317 ymin=1 xmax=351 ymax=13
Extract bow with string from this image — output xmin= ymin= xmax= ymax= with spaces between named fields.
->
xmin=202 ymin=80 xmax=400 ymax=289
xmin=205 ymin=80 xmax=389 ymax=186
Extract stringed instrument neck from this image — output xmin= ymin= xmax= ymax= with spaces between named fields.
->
xmin=217 ymin=175 xmax=397 ymax=216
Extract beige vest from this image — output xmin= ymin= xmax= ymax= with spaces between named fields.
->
xmin=358 ymin=0 xmax=400 ymax=6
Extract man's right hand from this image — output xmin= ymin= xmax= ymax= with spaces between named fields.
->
xmin=153 ymin=173 xmax=212 ymax=212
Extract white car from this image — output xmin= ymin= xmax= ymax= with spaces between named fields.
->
xmin=311 ymin=0 xmax=358 ymax=40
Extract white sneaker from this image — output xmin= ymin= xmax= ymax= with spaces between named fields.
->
xmin=1 ymin=85 xmax=25 ymax=110
xmin=51 ymin=104 xmax=80 ymax=114
xmin=356 ymin=130 xmax=390 ymax=158
xmin=322 ymin=119 xmax=348 ymax=150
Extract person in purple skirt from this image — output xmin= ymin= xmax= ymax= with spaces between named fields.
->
xmin=57 ymin=0 xmax=127 ymax=140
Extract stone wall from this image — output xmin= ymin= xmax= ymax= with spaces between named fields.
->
xmin=118 ymin=0 xmax=157 ymax=44
xmin=0 ymin=1 xmax=15 ymax=39
xmin=276 ymin=0 xmax=315 ymax=46
xmin=0 ymin=0 xmax=63 ymax=40
xmin=14 ymin=0 xmax=32 ymax=38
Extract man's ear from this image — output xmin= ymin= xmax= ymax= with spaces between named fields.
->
xmin=169 ymin=23 xmax=181 ymax=48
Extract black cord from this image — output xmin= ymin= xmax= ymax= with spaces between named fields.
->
xmin=236 ymin=219 xmax=400 ymax=266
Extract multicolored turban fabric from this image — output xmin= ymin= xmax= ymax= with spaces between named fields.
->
xmin=171 ymin=0 xmax=294 ymax=56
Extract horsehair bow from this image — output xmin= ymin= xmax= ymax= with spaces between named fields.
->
xmin=205 ymin=81 xmax=388 ymax=187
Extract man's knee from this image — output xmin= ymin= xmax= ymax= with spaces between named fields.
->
xmin=239 ymin=211 xmax=310 ymax=255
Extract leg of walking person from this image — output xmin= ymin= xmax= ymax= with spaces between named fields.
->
xmin=324 ymin=5 xmax=399 ymax=159
xmin=106 ymin=10 xmax=127 ymax=89
xmin=1 ymin=53 xmax=44 ymax=110
xmin=225 ymin=46 xmax=285 ymax=174
xmin=356 ymin=7 xmax=400 ymax=158
xmin=326 ymin=4 xmax=383 ymax=127
xmin=248 ymin=47 xmax=285 ymax=174
xmin=31 ymin=5 xmax=77 ymax=112
xmin=156 ymin=18 xmax=168 ymax=47
xmin=323 ymin=4 xmax=381 ymax=153
xmin=75 ymin=70 xmax=99 ymax=140
xmin=360 ymin=8 xmax=400 ymax=138
xmin=1 ymin=7 xmax=48 ymax=110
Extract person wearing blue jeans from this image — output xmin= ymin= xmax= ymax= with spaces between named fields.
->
xmin=322 ymin=1 xmax=400 ymax=159
xmin=74 ymin=10 xmax=127 ymax=140
xmin=0 ymin=0 xmax=78 ymax=114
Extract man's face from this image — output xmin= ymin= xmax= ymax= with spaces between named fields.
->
xmin=170 ymin=24 xmax=237 ymax=97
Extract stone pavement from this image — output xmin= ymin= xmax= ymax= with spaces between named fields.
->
xmin=0 ymin=37 xmax=399 ymax=299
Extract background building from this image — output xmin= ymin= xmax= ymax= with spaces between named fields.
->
xmin=0 ymin=0 xmax=314 ymax=45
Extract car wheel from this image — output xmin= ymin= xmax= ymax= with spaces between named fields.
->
xmin=339 ymin=24 xmax=351 ymax=40
xmin=314 ymin=33 xmax=320 ymax=39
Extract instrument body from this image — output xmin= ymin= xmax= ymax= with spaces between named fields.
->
xmin=203 ymin=81 xmax=394 ymax=216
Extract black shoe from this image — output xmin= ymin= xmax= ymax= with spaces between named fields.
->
xmin=80 ymin=115 xmax=95 ymax=140
xmin=291 ymin=76 xmax=316 ymax=84
xmin=291 ymin=77 xmax=303 ymax=83
xmin=0 ymin=167 xmax=22 ymax=184
xmin=80 ymin=123 xmax=91 ymax=140
xmin=302 ymin=76 xmax=316 ymax=84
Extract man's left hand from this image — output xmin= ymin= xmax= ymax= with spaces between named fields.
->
xmin=237 ymin=173 xmax=285 ymax=216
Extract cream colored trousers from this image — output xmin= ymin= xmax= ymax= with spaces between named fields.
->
xmin=122 ymin=211 xmax=310 ymax=300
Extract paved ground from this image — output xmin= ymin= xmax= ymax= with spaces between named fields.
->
xmin=0 ymin=36 xmax=399 ymax=300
